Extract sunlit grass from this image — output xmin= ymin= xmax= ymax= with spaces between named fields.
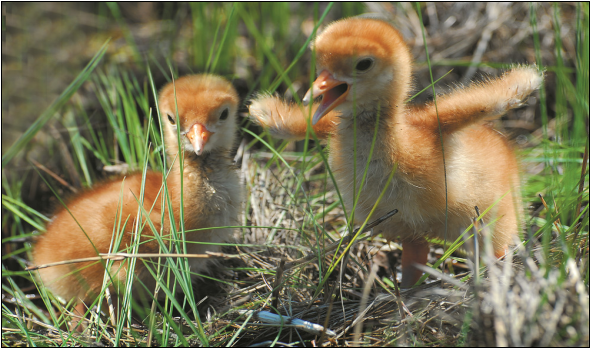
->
xmin=1 ymin=2 xmax=587 ymax=346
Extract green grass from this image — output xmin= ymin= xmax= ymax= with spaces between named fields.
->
xmin=1 ymin=2 xmax=588 ymax=346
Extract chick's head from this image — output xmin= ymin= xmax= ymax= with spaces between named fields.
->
xmin=159 ymin=75 xmax=239 ymax=156
xmin=303 ymin=18 xmax=413 ymax=124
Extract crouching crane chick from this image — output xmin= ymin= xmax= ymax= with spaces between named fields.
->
xmin=248 ymin=17 xmax=543 ymax=288
xmin=32 ymin=74 xmax=242 ymax=322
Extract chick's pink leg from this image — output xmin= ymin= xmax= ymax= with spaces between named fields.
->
xmin=400 ymin=237 xmax=430 ymax=288
xmin=69 ymin=301 xmax=88 ymax=332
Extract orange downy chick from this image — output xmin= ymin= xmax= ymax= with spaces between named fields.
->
xmin=249 ymin=17 xmax=543 ymax=288
xmin=32 ymin=74 xmax=242 ymax=320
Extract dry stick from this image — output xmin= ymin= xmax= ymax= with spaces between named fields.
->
xmin=551 ymin=196 xmax=563 ymax=231
xmin=539 ymin=194 xmax=563 ymax=235
xmin=390 ymin=260 xmax=407 ymax=323
xmin=259 ymin=272 xmax=272 ymax=293
xmin=271 ymin=258 xmax=286 ymax=311
xmin=473 ymin=206 xmax=481 ymax=283
xmin=25 ymin=251 xmax=236 ymax=271
xmin=30 ymin=159 xmax=78 ymax=194
xmin=104 ymin=287 xmax=116 ymax=329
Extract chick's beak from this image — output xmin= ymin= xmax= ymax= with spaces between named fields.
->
xmin=186 ymin=123 xmax=214 ymax=156
xmin=302 ymin=70 xmax=349 ymax=125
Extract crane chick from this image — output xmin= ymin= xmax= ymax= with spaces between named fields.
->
xmin=249 ymin=17 xmax=542 ymax=288
xmin=32 ymin=74 xmax=242 ymax=321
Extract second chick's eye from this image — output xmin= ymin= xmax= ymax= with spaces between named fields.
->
xmin=355 ymin=58 xmax=374 ymax=72
xmin=167 ymin=114 xmax=176 ymax=125
xmin=220 ymin=108 xmax=229 ymax=120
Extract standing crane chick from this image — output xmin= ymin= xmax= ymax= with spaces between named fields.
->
xmin=32 ymin=74 xmax=242 ymax=320
xmin=248 ymin=17 xmax=542 ymax=288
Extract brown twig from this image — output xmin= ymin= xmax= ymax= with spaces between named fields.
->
xmin=25 ymin=251 xmax=238 ymax=271
xmin=271 ymin=258 xmax=285 ymax=311
xmin=30 ymin=159 xmax=78 ymax=193
xmin=539 ymin=193 xmax=563 ymax=235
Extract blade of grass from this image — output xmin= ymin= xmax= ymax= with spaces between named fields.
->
xmin=2 ymin=40 xmax=109 ymax=167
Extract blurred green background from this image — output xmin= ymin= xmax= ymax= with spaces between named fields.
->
xmin=4 ymin=2 xmax=575 ymax=174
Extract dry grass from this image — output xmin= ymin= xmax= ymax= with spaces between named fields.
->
xmin=197 ymin=153 xmax=587 ymax=346
xmin=2 ymin=2 xmax=588 ymax=347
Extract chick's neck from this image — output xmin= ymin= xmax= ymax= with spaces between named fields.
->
xmin=169 ymin=148 xmax=233 ymax=182
xmin=333 ymin=75 xmax=411 ymax=171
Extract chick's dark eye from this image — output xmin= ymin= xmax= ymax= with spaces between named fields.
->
xmin=220 ymin=108 xmax=229 ymax=120
xmin=167 ymin=114 xmax=175 ymax=125
xmin=355 ymin=58 xmax=373 ymax=72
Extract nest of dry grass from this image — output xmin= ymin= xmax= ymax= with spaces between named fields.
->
xmin=187 ymin=152 xmax=588 ymax=347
